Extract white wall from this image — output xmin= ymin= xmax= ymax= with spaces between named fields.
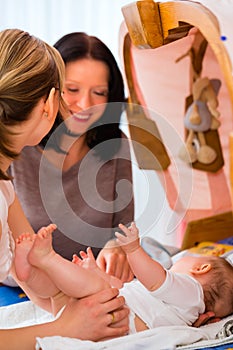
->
xmin=0 ymin=0 xmax=130 ymax=61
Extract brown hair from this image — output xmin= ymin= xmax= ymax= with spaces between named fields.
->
xmin=40 ymin=32 xmax=125 ymax=160
xmin=0 ymin=28 xmax=65 ymax=180
xmin=202 ymin=257 xmax=233 ymax=318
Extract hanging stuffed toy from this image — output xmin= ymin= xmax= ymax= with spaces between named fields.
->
xmin=179 ymin=77 xmax=221 ymax=165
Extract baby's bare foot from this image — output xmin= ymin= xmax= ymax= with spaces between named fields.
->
xmin=28 ymin=224 xmax=57 ymax=268
xmin=15 ymin=233 xmax=35 ymax=281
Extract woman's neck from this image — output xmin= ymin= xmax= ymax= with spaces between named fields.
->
xmin=42 ymin=134 xmax=90 ymax=172
xmin=62 ymin=135 xmax=90 ymax=171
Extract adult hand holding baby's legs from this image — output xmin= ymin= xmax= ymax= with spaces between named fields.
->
xmin=61 ymin=288 xmax=129 ymax=341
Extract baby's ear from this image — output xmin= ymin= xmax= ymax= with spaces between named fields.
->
xmin=190 ymin=263 xmax=212 ymax=275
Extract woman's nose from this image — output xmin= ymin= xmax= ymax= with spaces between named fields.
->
xmin=76 ymin=92 xmax=92 ymax=110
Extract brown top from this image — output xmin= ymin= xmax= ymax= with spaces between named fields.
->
xmin=10 ymin=135 xmax=134 ymax=260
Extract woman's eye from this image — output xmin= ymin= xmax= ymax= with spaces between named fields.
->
xmin=94 ymin=91 xmax=108 ymax=97
xmin=67 ymin=88 xmax=79 ymax=93
xmin=64 ymin=85 xmax=79 ymax=93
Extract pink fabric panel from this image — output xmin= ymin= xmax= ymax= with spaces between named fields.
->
xmin=119 ymin=10 xmax=233 ymax=225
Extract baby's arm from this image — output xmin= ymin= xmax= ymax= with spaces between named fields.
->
xmin=115 ymin=222 xmax=166 ymax=291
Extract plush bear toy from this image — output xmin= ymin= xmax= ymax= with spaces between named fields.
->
xmin=179 ymin=77 xmax=221 ymax=164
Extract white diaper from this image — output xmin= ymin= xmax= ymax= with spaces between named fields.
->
xmin=128 ymin=309 xmax=137 ymax=334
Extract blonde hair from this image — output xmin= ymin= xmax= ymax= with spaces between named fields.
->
xmin=0 ymin=28 xmax=65 ymax=180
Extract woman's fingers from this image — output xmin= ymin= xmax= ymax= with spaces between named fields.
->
xmin=109 ymin=306 xmax=130 ymax=328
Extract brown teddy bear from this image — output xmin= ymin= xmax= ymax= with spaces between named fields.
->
xmin=179 ymin=77 xmax=221 ymax=164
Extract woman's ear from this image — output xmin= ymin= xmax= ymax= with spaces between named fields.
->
xmin=44 ymin=87 xmax=56 ymax=121
xmin=190 ymin=263 xmax=212 ymax=275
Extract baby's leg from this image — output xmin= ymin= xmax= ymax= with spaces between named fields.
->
xmin=29 ymin=227 xmax=109 ymax=299
xmin=72 ymin=249 xmax=123 ymax=289
xmin=134 ymin=315 xmax=148 ymax=332
xmin=14 ymin=233 xmax=35 ymax=281
xmin=28 ymin=224 xmax=57 ymax=268
xmin=15 ymin=230 xmax=59 ymax=299
xmin=50 ymin=291 xmax=69 ymax=316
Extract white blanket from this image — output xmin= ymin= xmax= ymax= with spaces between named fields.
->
xmin=1 ymin=300 xmax=233 ymax=350
xmin=36 ymin=323 xmax=233 ymax=350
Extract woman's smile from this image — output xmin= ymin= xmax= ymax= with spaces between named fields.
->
xmin=71 ymin=111 xmax=92 ymax=122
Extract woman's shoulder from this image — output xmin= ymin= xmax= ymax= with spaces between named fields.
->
xmin=20 ymin=146 xmax=41 ymax=158
xmin=11 ymin=146 xmax=41 ymax=171
xmin=0 ymin=180 xmax=15 ymax=207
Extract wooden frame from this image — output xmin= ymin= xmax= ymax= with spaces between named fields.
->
xmin=122 ymin=0 xmax=233 ymax=108
xmin=122 ymin=0 xmax=233 ymax=246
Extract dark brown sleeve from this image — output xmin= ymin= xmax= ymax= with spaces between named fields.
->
xmin=112 ymin=133 xmax=134 ymax=233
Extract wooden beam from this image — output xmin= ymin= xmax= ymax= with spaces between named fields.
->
xmin=122 ymin=1 xmax=233 ymax=114
xmin=122 ymin=1 xmax=163 ymax=48
xmin=181 ymin=211 xmax=233 ymax=249
xmin=123 ymin=34 xmax=171 ymax=170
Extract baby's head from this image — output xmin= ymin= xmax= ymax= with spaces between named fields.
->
xmin=172 ymin=255 xmax=233 ymax=318
xmin=197 ymin=256 xmax=233 ymax=318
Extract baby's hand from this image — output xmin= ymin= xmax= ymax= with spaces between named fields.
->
xmin=73 ymin=248 xmax=123 ymax=289
xmin=115 ymin=222 xmax=140 ymax=254
xmin=72 ymin=247 xmax=97 ymax=270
